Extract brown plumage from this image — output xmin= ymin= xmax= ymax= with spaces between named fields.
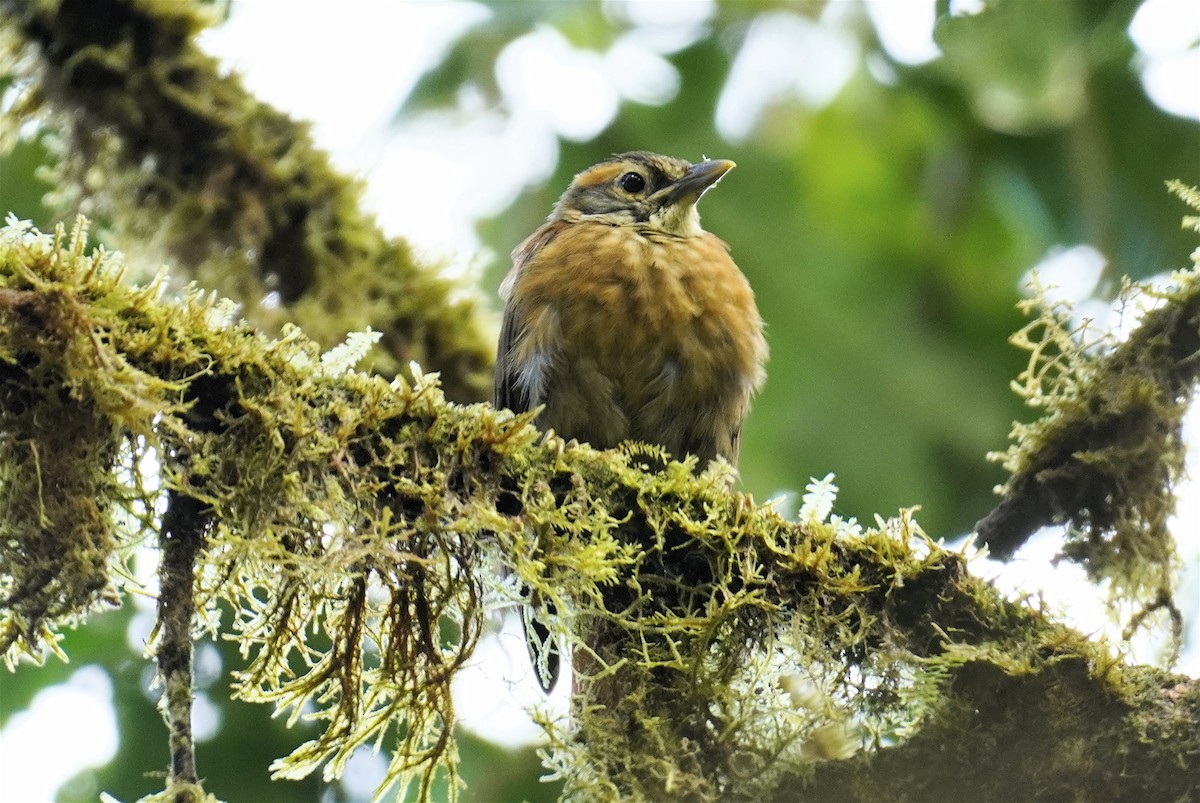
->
xmin=495 ymin=151 xmax=766 ymax=465
xmin=493 ymin=151 xmax=767 ymax=690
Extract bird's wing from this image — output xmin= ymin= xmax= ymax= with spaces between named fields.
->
xmin=493 ymin=298 xmax=529 ymax=414
xmin=493 ymin=221 xmax=567 ymax=414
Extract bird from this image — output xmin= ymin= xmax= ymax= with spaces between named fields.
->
xmin=493 ymin=151 xmax=767 ymax=691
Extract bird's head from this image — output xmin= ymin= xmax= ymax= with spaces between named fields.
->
xmin=550 ymin=151 xmax=735 ymax=237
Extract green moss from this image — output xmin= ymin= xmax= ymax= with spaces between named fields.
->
xmin=0 ymin=218 xmax=163 ymax=663
xmin=0 ymin=216 xmax=507 ymax=797
xmin=0 ymin=216 xmax=1196 ymax=800
xmin=978 ymin=183 xmax=1200 ymax=651
xmin=2 ymin=0 xmax=494 ymax=401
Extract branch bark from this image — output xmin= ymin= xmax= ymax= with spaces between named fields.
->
xmin=156 ymin=490 xmax=211 ymax=787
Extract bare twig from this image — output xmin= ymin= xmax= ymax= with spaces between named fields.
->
xmin=156 ymin=490 xmax=212 ymax=786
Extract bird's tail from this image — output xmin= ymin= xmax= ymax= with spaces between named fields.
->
xmin=522 ymin=590 xmax=561 ymax=693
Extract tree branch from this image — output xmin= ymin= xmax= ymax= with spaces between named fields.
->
xmin=0 ymin=0 xmax=494 ymax=401
xmin=0 ymin=217 xmax=1196 ymax=800
xmin=156 ymin=490 xmax=211 ymax=787
xmin=975 ymin=277 xmax=1200 ymax=558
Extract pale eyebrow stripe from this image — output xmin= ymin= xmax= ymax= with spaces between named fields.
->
xmin=573 ymin=163 xmax=626 ymax=188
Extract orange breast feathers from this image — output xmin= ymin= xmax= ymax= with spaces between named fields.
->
xmin=496 ymin=219 xmax=767 ymax=464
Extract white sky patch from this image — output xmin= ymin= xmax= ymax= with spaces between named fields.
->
xmin=606 ymin=0 xmax=716 ymax=36
xmin=0 ymin=666 xmax=118 ymax=800
xmin=948 ymin=0 xmax=986 ymax=15
xmin=1130 ymin=0 xmax=1200 ymax=52
xmin=192 ymin=691 xmax=223 ymax=742
xmin=977 ymin=533 xmax=1114 ymax=643
xmin=341 ymin=746 xmax=389 ymax=800
xmin=198 ymin=0 xmax=491 ymax=161
xmin=1021 ymin=244 xmax=1106 ymax=306
xmin=1128 ymin=0 xmax=1200 ymax=120
xmin=716 ymin=11 xmax=859 ymax=142
xmin=126 ymin=544 xmax=163 ymax=653
xmin=865 ymin=0 xmax=942 ymax=65
xmin=496 ymin=27 xmax=621 ymax=143
xmin=1138 ymin=48 xmax=1200 ymax=120
xmin=604 ymin=0 xmax=715 ymax=54
xmin=605 ymin=34 xmax=681 ymax=106
xmin=199 ymin=0 xmax=495 ymax=257
xmin=451 ymin=613 xmax=569 ymax=748
xmin=362 ymin=112 xmax=559 ymax=255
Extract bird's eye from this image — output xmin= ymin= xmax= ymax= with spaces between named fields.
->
xmin=618 ymin=171 xmax=647 ymax=194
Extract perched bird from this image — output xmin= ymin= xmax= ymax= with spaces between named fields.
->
xmin=493 ymin=151 xmax=767 ymax=691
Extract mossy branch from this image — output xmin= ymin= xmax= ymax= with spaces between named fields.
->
xmin=0 ymin=0 xmax=494 ymax=401
xmin=976 ymin=182 xmax=1200 ymax=646
xmin=0 ymin=217 xmax=1197 ymax=801
xmin=0 ymin=2 xmax=1198 ymax=797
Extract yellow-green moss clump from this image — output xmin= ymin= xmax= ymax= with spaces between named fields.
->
xmin=1 ymin=217 xmax=1197 ymax=801
xmin=1 ymin=0 xmax=494 ymax=401
xmin=978 ymin=182 xmax=1200 ymax=650
xmin=0 ymin=216 xmax=503 ymax=797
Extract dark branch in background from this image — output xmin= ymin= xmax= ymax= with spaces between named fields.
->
xmin=1 ymin=0 xmax=494 ymax=401
xmin=964 ymin=176 xmax=1200 ymax=665
xmin=156 ymin=490 xmax=212 ymax=788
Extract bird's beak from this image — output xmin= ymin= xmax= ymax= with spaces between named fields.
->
xmin=662 ymin=159 xmax=736 ymax=207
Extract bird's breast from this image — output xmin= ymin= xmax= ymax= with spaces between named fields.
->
xmin=520 ymin=222 xmax=764 ymax=407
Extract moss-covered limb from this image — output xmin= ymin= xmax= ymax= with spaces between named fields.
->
xmin=0 ymin=217 xmax=502 ymax=796
xmin=0 ymin=220 xmax=139 ymax=661
xmin=975 ymin=272 xmax=1200 ymax=558
xmin=0 ymin=219 xmax=1196 ymax=798
xmin=976 ymin=185 xmax=1200 ymax=644
xmin=0 ymin=0 xmax=494 ymax=401
xmin=559 ymin=506 xmax=1180 ymax=801
xmin=156 ymin=490 xmax=212 ymax=787
xmin=790 ymin=661 xmax=1200 ymax=803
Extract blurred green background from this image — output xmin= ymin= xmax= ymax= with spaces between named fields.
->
xmin=1 ymin=0 xmax=1197 ymax=800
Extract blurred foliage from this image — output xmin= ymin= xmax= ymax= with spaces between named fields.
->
xmin=450 ymin=0 xmax=1200 ymax=543
xmin=0 ymin=0 xmax=1196 ymax=800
